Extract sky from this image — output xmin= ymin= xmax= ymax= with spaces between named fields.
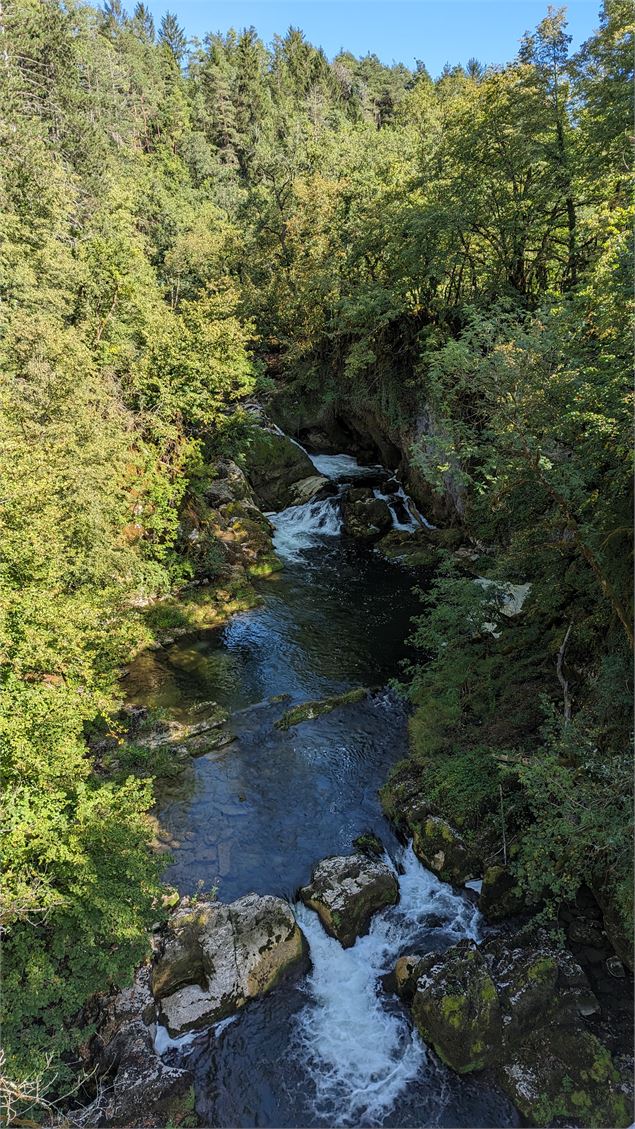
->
xmin=143 ymin=0 xmax=601 ymax=76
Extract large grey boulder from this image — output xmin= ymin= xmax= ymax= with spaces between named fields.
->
xmin=152 ymin=894 xmax=305 ymax=1037
xmin=300 ymin=853 xmax=398 ymax=948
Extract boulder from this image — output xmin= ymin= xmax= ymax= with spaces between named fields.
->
xmin=394 ymin=954 xmax=423 ymax=1001
xmin=341 ymin=490 xmax=392 ymax=540
xmin=376 ymin=530 xmax=441 ymax=570
xmin=497 ymin=1027 xmax=631 ymax=1128
xmin=411 ymin=815 xmax=476 ymax=886
xmin=479 ymin=865 xmax=526 ymax=921
xmin=406 ymin=932 xmax=629 ymax=1127
xmin=300 ymin=853 xmax=398 ymax=948
xmin=243 ymin=429 xmax=316 ymax=510
xmin=412 ymin=943 xmax=502 ymax=1073
xmin=287 ymin=474 xmax=333 ymax=506
xmin=152 ymin=894 xmax=305 ymax=1037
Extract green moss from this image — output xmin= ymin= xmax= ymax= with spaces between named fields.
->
xmin=247 ymin=554 xmax=283 ymax=578
xmin=276 ymin=688 xmax=368 ymax=730
xmin=525 ymin=957 xmax=557 ymax=981
xmin=441 ymin=996 xmax=465 ymax=1028
xmin=480 ymin=977 xmax=498 ymax=1003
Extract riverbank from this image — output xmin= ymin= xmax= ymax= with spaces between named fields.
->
xmin=74 ymin=432 xmax=632 ymax=1129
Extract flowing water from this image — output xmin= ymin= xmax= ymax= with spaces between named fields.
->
xmin=127 ymin=450 xmax=519 ymax=1128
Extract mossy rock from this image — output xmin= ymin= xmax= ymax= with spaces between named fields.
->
xmin=376 ymin=530 xmax=442 ymax=570
xmin=497 ymin=1027 xmax=632 ymax=1128
xmin=243 ymin=429 xmax=315 ymax=510
xmin=412 ymin=943 xmax=502 ymax=1072
xmin=275 ymin=688 xmax=368 ymax=730
xmin=479 ymin=865 xmax=526 ymax=922
xmin=341 ymin=494 xmax=392 ymax=540
xmin=300 ymin=853 xmax=399 ymax=948
xmin=411 ymin=815 xmax=476 ymax=885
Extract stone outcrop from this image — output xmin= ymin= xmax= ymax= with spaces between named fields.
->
xmin=179 ymin=458 xmax=282 ymax=582
xmin=403 ymin=932 xmax=631 ymax=1128
xmin=75 ymin=967 xmax=194 ymax=1128
xmin=410 ymin=815 xmax=476 ymax=886
xmin=478 ymin=864 xmax=526 ymax=921
xmin=152 ymin=894 xmax=306 ymax=1037
xmin=300 ymin=853 xmax=398 ymax=948
xmin=380 ymin=760 xmax=478 ymax=886
xmin=287 ymin=474 xmax=333 ymax=506
xmin=341 ymin=487 xmax=392 ymax=540
xmin=243 ymin=428 xmax=316 ymax=510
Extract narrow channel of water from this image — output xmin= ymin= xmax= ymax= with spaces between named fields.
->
xmin=127 ymin=448 xmax=519 ymax=1127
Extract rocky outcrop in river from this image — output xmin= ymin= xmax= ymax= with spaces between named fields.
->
xmin=153 ymin=893 xmax=306 ymax=1037
xmin=398 ymin=932 xmax=631 ymax=1128
xmin=300 ymin=853 xmax=399 ymax=948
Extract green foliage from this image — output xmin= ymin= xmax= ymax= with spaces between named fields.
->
xmin=3 ymin=0 xmax=633 ymax=1113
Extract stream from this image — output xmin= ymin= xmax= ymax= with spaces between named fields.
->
xmin=126 ymin=449 xmax=519 ymax=1128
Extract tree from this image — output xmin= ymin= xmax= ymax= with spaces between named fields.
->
xmin=159 ymin=10 xmax=186 ymax=63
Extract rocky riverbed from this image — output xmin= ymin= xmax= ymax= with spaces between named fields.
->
xmin=77 ymin=431 xmax=632 ymax=1129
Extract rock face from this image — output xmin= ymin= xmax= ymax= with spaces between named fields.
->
xmin=380 ymin=760 xmax=478 ymax=887
xmin=411 ymin=815 xmax=476 ymax=885
xmin=152 ymin=894 xmax=306 ymax=1037
xmin=341 ymin=487 xmax=392 ymax=540
xmin=479 ymin=864 xmax=526 ymax=921
xmin=179 ymin=458 xmax=282 ymax=582
xmin=300 ymin=853 xmax=399 ymax=948
xmin=243 ymin=428 xmax=316 ymax=510
xmin=406 ymin=933 xmax=630 ymax=1127
xmin=75 ymin=967 xmax=194 ymax=1128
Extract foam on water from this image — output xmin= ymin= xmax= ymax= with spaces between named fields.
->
xmin=310 ymin=452 xmax=383 ymax=479
xmin=270 ymin=496 xmax=342 ymax=561
xmin=292 ymin=844 xmax=481 ymax=1125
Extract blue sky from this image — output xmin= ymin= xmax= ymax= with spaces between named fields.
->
xmin=143 ymin=1 xmax=601 ymax=75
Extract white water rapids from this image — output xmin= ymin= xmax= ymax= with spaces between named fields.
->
xmin=270 ymin=448 xmax=429 ymax=560
xmin=292 ymin=844 xmax=481 ymax=1126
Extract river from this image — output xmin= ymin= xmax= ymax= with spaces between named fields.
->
xmin=126 ymin=450 xmax=519 ymax=1128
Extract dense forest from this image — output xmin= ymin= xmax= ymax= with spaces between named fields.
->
xmin=1 ymin=0 xmax=632 ymax=1119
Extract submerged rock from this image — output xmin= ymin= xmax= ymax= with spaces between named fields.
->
xmin=275 ymin=688 xmax=367 ymax=730
xmin=152 ymin=894 xmax=306 ymax=1037
xmin=300 ymin=853 xmax=399 ymax=948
